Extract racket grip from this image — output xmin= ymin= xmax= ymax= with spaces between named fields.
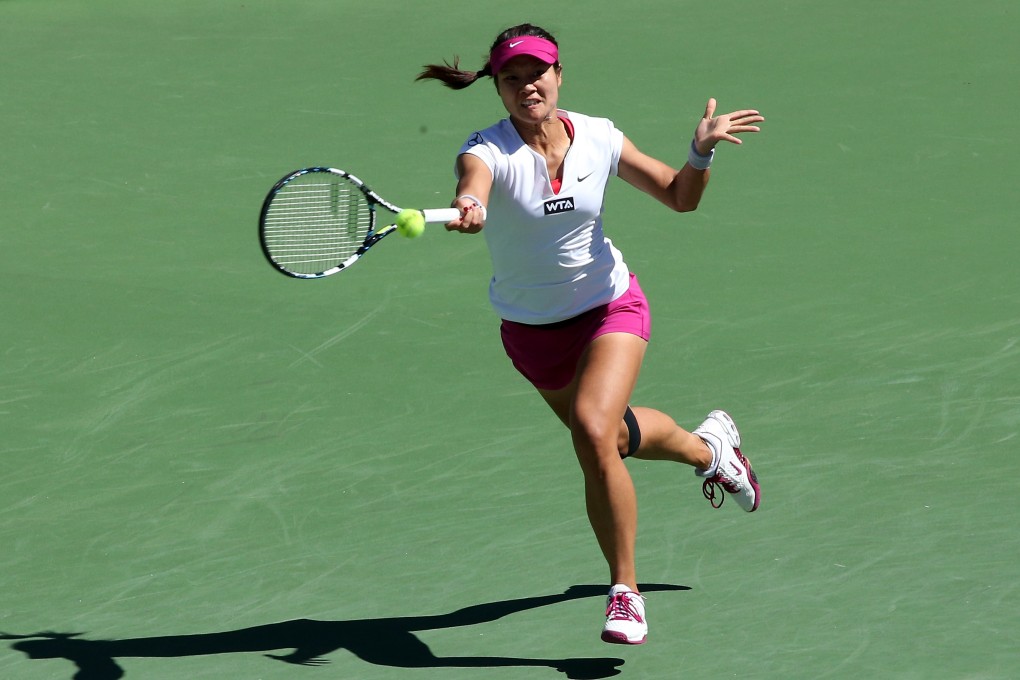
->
xmin=421 ymin=206 xmax=486 ymax=223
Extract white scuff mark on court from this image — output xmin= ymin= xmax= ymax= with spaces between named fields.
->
xmin=406 ymin=316 xmax=443 ymax=329
xmin=288 ymin=304 xmax=386 ymax=368
xmin=885 ymin=375 xmax=924 ymax=385
xmin=285 ymin=344 xmax=325 ymax=369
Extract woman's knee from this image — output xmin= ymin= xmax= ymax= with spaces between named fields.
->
xmin=570 ymin=408 xmax=623 ymax=464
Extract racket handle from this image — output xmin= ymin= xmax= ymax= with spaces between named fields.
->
xmin=421 ymin=206 xmax=486 ymax=223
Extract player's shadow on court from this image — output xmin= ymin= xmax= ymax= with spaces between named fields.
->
xmin=3 ymin=583 xmax=688 ymax=680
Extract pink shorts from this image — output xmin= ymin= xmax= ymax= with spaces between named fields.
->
xmin=500 ymin=273 xmax=651 ymax=391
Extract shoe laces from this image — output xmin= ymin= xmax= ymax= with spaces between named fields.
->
xmin=605 ymin=592 xmax=644 ymax=623
xmin=702 ymin=478 xmax=726 ymax=508
xmin=702 ymin=447 xmax=748 ymax=509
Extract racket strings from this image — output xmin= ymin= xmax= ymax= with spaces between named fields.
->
xmin=262 ymin=177 xmax=373 ymax=275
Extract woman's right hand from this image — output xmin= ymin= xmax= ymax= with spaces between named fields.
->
xmin=446 ymin=197 xmax=486 ymax=233
xmin=448 ymin=153 xmax=492 ymax=234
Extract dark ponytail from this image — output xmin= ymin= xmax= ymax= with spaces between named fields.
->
xmin=416 ymin=23 xmax=559 ymax=90
xmin=415 ymin=57 xmax=492 ymax=90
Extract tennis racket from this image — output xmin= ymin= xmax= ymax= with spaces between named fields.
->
xmin=259 ymin=167 xmax=469 ymax=279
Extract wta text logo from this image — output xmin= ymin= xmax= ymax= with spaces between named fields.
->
xmin=544 ymin=197 xmax=576 ymax=215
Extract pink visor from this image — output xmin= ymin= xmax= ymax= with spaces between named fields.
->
xmin=489 ymin=36 xmax=559 ymax=74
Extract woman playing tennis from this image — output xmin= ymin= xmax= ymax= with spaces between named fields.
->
xmin=418 ymin=23 xmax=764 ymax=645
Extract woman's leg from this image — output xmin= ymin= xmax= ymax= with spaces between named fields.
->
xmin=538 ymin=369 xmax=714 ymax=472
xmin=538 ymin=331 xmax=647 ymax=590
xmin=627 ymin=407 xmax=713 ymax=468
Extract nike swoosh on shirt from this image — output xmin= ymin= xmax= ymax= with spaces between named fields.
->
xmin=577 ymin=171 xmax=594 ymax=182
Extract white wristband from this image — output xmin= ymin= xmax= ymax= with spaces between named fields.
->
xmin=454 ymin=194 xmax=487 ymax=220
xmin=687 ymin=140 xmax=714 ymax=170
xmin=456 ymin=194 xmax=484 ymax=208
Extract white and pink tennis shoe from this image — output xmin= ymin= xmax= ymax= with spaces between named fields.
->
xmin=694 ymin=410 xmax=760 ymax=512
xmin=601 ymin=584 xmax=647 ymax=645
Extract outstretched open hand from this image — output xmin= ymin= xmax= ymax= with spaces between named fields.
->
xmin=694 ymin=97 xmax=764 ymax=155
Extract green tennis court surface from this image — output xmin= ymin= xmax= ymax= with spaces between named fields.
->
xmin=3 ymin=1 xmax=1017 ymax=678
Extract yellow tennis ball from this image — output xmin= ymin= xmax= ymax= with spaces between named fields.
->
xmin=396 ymin=209 xmax=426 ymax=238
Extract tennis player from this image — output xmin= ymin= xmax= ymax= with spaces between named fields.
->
xmin=418 ymin=23 xmax=764 ymax=645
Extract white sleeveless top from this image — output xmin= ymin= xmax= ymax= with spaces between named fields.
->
xmin=458 ymin=110 xmax=630 ymax=324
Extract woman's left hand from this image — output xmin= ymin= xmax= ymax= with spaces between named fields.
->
xmin=693 ymin=98 xmax=764 ymax=155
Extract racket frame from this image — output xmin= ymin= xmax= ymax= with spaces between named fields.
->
xmin=259 ymin=167 xmax=461 ymax=279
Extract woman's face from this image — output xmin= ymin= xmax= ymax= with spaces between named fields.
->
xmin=495 ymin=55 xmax=562 ymax=127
